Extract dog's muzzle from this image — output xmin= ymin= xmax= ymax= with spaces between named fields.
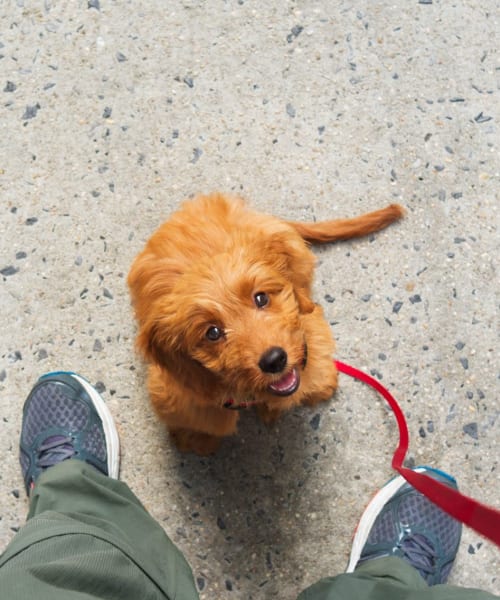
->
xmin=266 ymin=342 xmax=307 ymax=397
xmin=223 ymin=343 xmax=308 ymax=409
xmin=267 ymin=367 xmax=300 ymax=396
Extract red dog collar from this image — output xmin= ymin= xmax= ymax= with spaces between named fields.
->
xmin=223 ymin=398 xmax=257 ymax=410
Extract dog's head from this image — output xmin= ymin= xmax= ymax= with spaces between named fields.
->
xmin=128 ymin=244 xmax=314 ymax=404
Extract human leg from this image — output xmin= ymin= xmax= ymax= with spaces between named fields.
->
xmin=0 ymin=372 xmax=199 ymax=600
xmin=299 ymin=557 xmax=497 ymax=599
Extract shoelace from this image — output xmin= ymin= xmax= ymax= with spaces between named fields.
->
xmin=399 ymin=533 xmax=436 ymax=577
xmin=36 ymin=435 xmax=77 ymax=469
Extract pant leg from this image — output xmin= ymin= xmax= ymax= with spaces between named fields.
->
xmin=0 ymin=460 xmax=199 ymax=600
xmin=297 ymin=556 xmax=499 ymax=600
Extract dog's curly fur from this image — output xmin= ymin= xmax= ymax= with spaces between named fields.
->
xmin=128 ymin=193 xmax=403 ymax=454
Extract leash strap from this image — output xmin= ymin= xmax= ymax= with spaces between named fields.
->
xmin=335 ymin=360 xmax=500 ymax=547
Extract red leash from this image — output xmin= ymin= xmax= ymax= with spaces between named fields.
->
xmin=335 ymin=360 xmax=500 ymax=547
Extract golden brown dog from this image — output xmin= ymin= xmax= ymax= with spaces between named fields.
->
xmin=128 ymin=193 xmax=403 ymax=454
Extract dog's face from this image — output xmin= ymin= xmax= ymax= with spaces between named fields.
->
xmin=135 ymin=249 xmax=310 ymax=403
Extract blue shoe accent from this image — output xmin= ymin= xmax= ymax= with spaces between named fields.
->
xmin=20 ymin=372 xmax=120 ymax=494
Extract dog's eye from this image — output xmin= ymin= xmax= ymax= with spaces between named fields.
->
xmin=254 ymin=291 xmax=269 ymax=308
xmin=206 ymin=326 xmax=223 ymax=342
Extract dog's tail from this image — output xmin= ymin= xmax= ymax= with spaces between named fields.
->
xmin=288 ymin=204 xmax=404 ymax=244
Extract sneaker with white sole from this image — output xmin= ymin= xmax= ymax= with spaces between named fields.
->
xmin=20 ymin=371 xmax=120 ymax=494
xmin=346 ymin=467 xmax=462 ymax=585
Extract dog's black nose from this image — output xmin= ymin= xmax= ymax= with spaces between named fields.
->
xmin=259 ymin=347 xmax=288 ymax=374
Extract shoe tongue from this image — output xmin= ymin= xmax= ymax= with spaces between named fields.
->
xmin=37 ymin=435 xmax=76 ymax=468
xmin=400 ymin=533 xmax=436 ymax=576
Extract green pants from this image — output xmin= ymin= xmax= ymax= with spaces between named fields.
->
xmin=0 ymin=461 xmax=497 ymax=600
xmin=298 ymin=558 xmax=498 ymax=599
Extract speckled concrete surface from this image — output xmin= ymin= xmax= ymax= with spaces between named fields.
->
xmin=1 ymin=1 xmax=498 ymax=598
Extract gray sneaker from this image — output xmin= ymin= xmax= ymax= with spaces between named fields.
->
xmin=20 ymin=371 xmax=120 ymax=494
xmin=346 ymin=467 xmax=462 ymax=585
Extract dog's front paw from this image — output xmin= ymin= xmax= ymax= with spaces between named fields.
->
xmin=169 ymin=428 xmax=223 ymax=455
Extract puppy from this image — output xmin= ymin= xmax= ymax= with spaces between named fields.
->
xmin=128 ymin=193 xmax=403 ymax=454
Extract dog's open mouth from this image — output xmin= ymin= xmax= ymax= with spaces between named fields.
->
xmin=268 ymin=368 xmax=300 ymax=396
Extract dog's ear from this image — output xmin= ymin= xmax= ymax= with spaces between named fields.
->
xmin=128 ymin=251 xmax=190 ymax=365
xmin=293 ymin=286 xmax=316 ymax=314
xmin=136 ymin=318 xmax=173 ymax=368
xmin=128 ymin=253 xmax=184 ymax=323
xmin=138 ymin=319 xmax=218 ymax=393
xmin=262 ymin=231 xmax=317 ymax=314
xmin=128 ymin=253 xmax=184 ymax=299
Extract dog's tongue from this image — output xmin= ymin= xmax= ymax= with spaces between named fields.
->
xmin=269 ymin=369 xmax=298 ymax=394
